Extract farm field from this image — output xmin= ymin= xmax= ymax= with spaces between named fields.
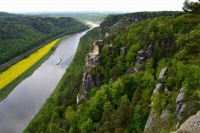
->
xmin=0 ymin=38 xmax=60 ymax=90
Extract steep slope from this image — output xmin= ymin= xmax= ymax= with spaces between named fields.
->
xmin=0 ymin=13 xmax=88 ymax=66
xmin=25 ymin=11 xmax=198 ymax=132
xmin=65 ymin=12 xmax=200 ymax=132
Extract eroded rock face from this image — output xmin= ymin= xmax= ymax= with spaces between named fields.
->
xmin=158 ymin=67 xmax=168 ymax=83
xmin=77 ymin=93 xmax=86 ymax=103
xmin=144 ymin=110 xmax=157 ymax=130
xmin=153 ymin=83 xmax=162 ymax=94
xmin=146 ymin=44 xmax=154 ymax=58
xmin=176 ymin=86 xmax=186 ymax=127
xmin=177 ymin=111 xmax=200 ymax=133
xmin=77 ymin=40 xmax=103 ymax=103
xmin=136 ymin=50 xmax=147 ymax=64
xmin=86 ymin=53 xmax=99 ymax=67
xmin=93 ymin=40 xmax=104 ymax=53
xmin=160 ymin=109 xmax=169 ymax=118
xmin=153 ymin=67 xmax=167 ymax=94
xmin=144 ymin=67 xmax=168 ymax=131
xmin=135 ymin=44 xmax=154 ymax=65
xmin=84 ymin=74 xmax=94 ymax=92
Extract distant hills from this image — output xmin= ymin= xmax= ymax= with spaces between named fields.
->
xmin=0 ymin=12 xmax=88 ymax=66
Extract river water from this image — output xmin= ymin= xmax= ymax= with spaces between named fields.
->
xmin=0 ymin=23 xmax=98 ymax=133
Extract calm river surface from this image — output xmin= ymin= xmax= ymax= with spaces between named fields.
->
xmin=0 ymin=23 xmax=98 ymax=133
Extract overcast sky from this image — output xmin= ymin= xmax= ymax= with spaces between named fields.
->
xmin=0 ymin=0 xmax=196 ymax=13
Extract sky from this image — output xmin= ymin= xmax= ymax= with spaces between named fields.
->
xmin=0 ymin=0 xmax=197 ymax=13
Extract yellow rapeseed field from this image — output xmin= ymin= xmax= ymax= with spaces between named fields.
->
xmin=0 ymin=38 xmax=60 ymax=90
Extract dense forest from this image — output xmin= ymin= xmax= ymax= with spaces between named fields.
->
xmin=25 ymin=1 xmax=200 ymax=133
xmin=0 ymin=12 xmax=88 ymax=66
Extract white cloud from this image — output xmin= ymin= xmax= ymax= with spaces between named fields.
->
xmin=0 ymin=0 xmax=187 ymax=13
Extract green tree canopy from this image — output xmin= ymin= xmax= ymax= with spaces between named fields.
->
xmin=182 ymin=0 xmax=200 ymax=14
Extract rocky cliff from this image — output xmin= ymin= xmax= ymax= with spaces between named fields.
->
xmin=77 ymin=40 xmax=104 ymax=103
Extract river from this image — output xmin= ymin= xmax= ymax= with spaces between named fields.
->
xmin=0 ymin=23 xmax=98 ymax=133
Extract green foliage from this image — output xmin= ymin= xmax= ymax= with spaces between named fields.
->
xmin=176 ymin=24 xmax=200 ymax=60
xmin=152 ymin=93 xmax=169 ymax=114
xmin=26 ymin=9 xmax=200 ymax=133
xmin=183 ymin=0 xmax=200 ymax=14
xmin=25 ymin=27 xmax=100 ymax=132
xmin=126 ymin=43 xmax=141 ymax=68
xmin=0 ymin=14 xmax=88 ymax=66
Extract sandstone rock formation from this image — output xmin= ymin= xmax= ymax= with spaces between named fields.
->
xmin=77 ymin=40 xmax=104 ymax=103
xmin=135 ymin=44 xmax=154 ymax=65
xmin=176 ymin=86 xmax=186 ymax=128
xmin=177 ymin=111 xmax=200 ymax=133
xmin=144 ymin=67 xmax=168 ymax=131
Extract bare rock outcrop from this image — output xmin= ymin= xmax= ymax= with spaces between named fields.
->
xmin=153 ymin=67 xmax=168 ymax=94
xmin=77 ymin=40 xmax=104 ymax=103
xmin=144 ymin=110 xmax=157 ymax=130
xmin=177 ymin=111 xmax=200 ymax=133
xmin=136 ymin=50 xmax=147 ymax=65
xmin=135 ymin=44 xmax=154 ymax=65
xmin=158 ymin=67 xmax=168 ymax=83
xmin=144 ymin=67 xmax=168 ymax=131
xmin=146 ymin=44 xmax=154 ymax=58
xmin=176 ymin=86 xmax=186 ymax=128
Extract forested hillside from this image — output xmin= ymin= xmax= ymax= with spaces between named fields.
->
xmin=36 ymin=13 xmax=108 ymax=22
xmin=0 ymin=12 xmax=88 ymax=66
xmin=26 ymin=1 xmax=200 ymax=133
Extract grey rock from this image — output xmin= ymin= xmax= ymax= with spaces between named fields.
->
xmin=160 ymin=109 xmax=169 ymax=118
xmin=177 ymin=111 xmax=200 ymax=133
xmin=153 ymin=83 xmax=162 ymax=94
xmin=77 ymin=93 xmax=86 ymax=103
xmin=137 ymin=50 xmax=147 ymax=58
xmin=176 ymin=86 xmax=186 ymax=127
xmin=86 ymin=52 xmax=100 ymax=67
xmin=136 ymin=50 xmax=147 ymax=64
xmin=158 ymin=67 xmax=168 ymax=83
xmin=146 ymin=44 xmax=154 ymax=58
xmin=135 ymin=44 xmax=154 ymax=65
xmin=144 ymin=67 xmax=168 ymax=131
xmin=84 ymin=74 xmax=94 ymax=92
xmin=144 ymin=110 xmax=157 ymax=131
xmin=176 ymin=92 xmax=184 ymax=104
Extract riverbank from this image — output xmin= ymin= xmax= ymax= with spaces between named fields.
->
xmin=0 ymin=30 xmax=90 ymax=133
xmin=24 ymin=25 xmax=100 ymax=132
xmin=0 ymin=27 xmax=88 ymax=72
xmin=0 ymin=38 xmax=64 ymax=101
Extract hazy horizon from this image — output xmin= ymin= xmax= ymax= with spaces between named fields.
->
xmin=0 ymin=0 xmax=196 ymax=13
